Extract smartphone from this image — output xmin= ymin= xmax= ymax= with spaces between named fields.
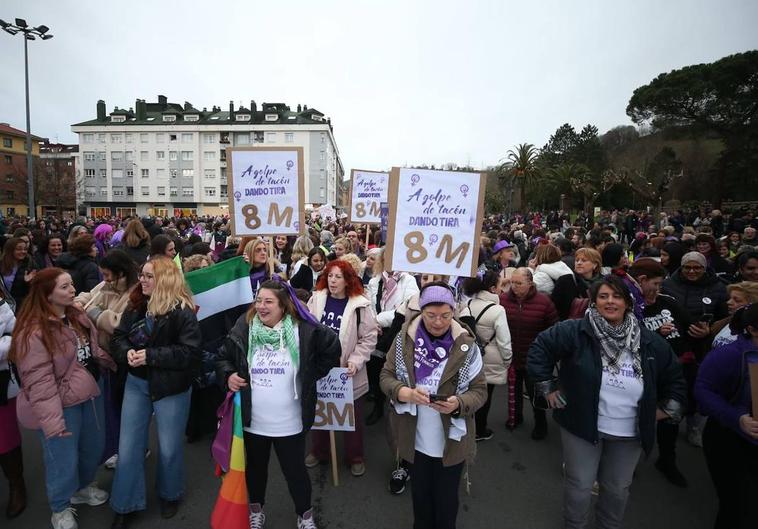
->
xmin=699 ymin=314 xmax=714 ymax=324
xmin=428 ymin=394 xmax=448 ymax=403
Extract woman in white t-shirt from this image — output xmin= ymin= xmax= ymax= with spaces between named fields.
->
xmin=709 ymin=282 xmax=758 ymax=349
xmin=528 ymin=276 xmax=686 ymax=529
xmin=215 ymin=279 xmax=341 ymax=529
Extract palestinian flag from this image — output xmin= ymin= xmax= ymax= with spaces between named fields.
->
xmin=185 ymin=256 xmax=252 ymax=354
xmin=210 ymin=392 xmax=248 ymax=529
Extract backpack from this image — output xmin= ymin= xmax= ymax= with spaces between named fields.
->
xmin=459 ymin=300 xmax=497 ymax=355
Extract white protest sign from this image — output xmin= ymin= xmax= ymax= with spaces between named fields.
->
xmin=227 ymin=147 xmax=305 ymax=236
xmin=318 ymin=204 xmax=336 ymax=221
xmin=312 ymin=367 xmax=355 ymax=432
xmin=349 ymin=169 xmax=389 ymax=224
xmin=385 ymin=167 xmax=485 ymax=277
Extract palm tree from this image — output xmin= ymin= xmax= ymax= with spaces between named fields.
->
xmin=547 ymin=163 xmax=593 ymax=212
xmin=499 ymin=143 xmax=539 ymax=212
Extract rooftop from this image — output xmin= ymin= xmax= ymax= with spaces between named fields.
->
xmin=0 ymin=123 xmax=47 ymax=141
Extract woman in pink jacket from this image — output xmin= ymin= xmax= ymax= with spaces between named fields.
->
xmin=10 ymin=268 xmax=116 ymax=529
xmin=306 ymin=259 xmax=378 ymax=476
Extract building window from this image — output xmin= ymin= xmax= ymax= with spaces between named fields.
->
xmin=99 ymin=169 xmax=107 ymax=177
xmin=140 ymin=151 xmax=149 ymax=161
xmin=184 ymin=115 xmax=199 ymax=122
xmin=126 ymin=168 xmax=134 ymax=177
xmin=181 ymin=133 xmax=193 ymax=143
xmin=204 ymin=187 xmax=216 ymax=197
xmin=182 ymin=187 xmax=193 ymax=197
xmin=163 ymin=115 xmax=176 ymax=122
xmin=112 ymin=169 xmax=123 ymax=178
xmin=170 ymin=187 xmax=178 ymax=197
xmin=82 ymin=134 xmax=94 ymax=144
xmin=5 ymin=175 xmax=14 ymax=183
xmin=157 ymin=186 xmax=166 ymax=196
xmin=265 ymin=114 xmax=278 ymax=122
xmin=141 ymin=186 xmax=149 ymax=196
xmin=85 ymin=169 xmax=95 ymax=177
xmin=181 ymin=151 xmax=193 ymax=161
xmin=98 ymin=151 xmax=106 ymax=161
xmin=140 ymin=133 xmax=149 ymax=143
xmin=125 ymin=151 xmax=134 ymax=162
xmin=125 ymin=133 xmax=134 ymax=143
xmin=284 ymin=132 xmax=294 ymax=143
xmin=235 ymin=114 xmax=251 ymax=121
xmin=6 ymin=191 xmax=13 ymax=200
xmin=2 ymin=138 xmax=12 ymax=148
xmin=156 ymin=168 xmax=166 ymax=177
xmin=236 ymin=133 xmax=250 ymax=145
xmin=141 ymin=169 xmax=150 ymax=178
xmin=169 ymin=134 xmax=178 ymax=142
xmin=203 ymin=133 xmax=215 ymax=144
xmin=111 ymin=134 xmax=122 ymax=143
xmin=220 ymin=185 xmax=228 ymax=198
xmin=156 ymin=133 xmax=165 ymax=143
xmin=113 ymin=188 xmax=124 ymax=197
xmin=111 ymin=152 xmax=123 ymax=161
xmin=100 ymin=187 xmax=108 ymax=197
xmin=320 ymin=133 xmax=325 ymax=144
xmin=112 ymin=115 xmax=126 ymax=123
xmin=126 ymin=186 xmax=134 ymax=196
xmin=98 ymin=134 xmax=106 ymax=143
xmin=204 ymin=169 xmax=216 ymax=178
xmin=85 ymin=186 xmax=96 ymax=196
xmin=320 ymin=151 xmax=325 ymax=161
xmin=84 ymin=152 xmax=96 ymax=161
xmin=169 ymin=151 xmax=178 ymax=161
xmin=182 ymin=169 xmax=194 ymax=177
xmin=170 ymin=169 xmax=178 ymax=178
xmin=266 ymin=132 xmax=276 ymax=143
xmin=253 ymin=131 xmax=264 ymax=143
xmin=156 ymin=151 xmax=165 ymax=160
xmin=67 ymin=160 xmax=73 ymax=166
xmin=203 ymin=151 xmax=215 ymax=161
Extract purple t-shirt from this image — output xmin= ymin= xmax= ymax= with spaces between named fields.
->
xmin=321 ymin=295 xmax=349 ymax=334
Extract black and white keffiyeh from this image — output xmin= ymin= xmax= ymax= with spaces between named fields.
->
xmin=587 ymin=306 xmax=642 ymax=378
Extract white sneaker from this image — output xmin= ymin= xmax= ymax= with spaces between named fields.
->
xmin=70 ymin=482 xmax=109 ymax=506
xmin=297 ymin=508 xmax=317 ymax=529
xmin=104 ymin=454 xmax=118 ymax=470
xmin=51 ymin=507 xmax=78 ymax=529
xmin=249 ymin=503 xmax=265 ymax=528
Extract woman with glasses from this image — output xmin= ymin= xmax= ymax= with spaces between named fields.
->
xmin=709 ymin=281 xmax=758 ymax=349
xmin=215 ymin=280 xmax=341 ymax=529
xmin=381 ymin=282 xmax=487 ymax=529
xmin=109 ymin=257 xmax=201 ymax=528
xmin=528 ymin=275 xmax=686 ymax=529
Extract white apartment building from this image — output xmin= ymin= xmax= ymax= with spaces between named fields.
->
xmin=71 ymin=96 xmax=343 ymax=217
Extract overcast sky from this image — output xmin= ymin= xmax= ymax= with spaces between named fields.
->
xmin=1 ymin=0 xmax=757 ymax=176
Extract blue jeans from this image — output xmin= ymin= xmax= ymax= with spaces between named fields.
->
xmin=110 ymin=374 xmax=191 ymax=514
xmin=38 ymin=383 xmax=105 ymax=513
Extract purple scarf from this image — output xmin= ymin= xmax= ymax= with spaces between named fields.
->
xmin=414 ymin=321 xmax=454 ymax=382
xmin=249 ymin=266 xmax=268 ymax=297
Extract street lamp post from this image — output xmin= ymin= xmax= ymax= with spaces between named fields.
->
xmin=0 ymin=18 xmax=53 ymax=220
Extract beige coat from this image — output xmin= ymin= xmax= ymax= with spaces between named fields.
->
xmin=458 ymin=290 xmax=512 ymax=385
xmin=74 ymin=278 xmax=135 ymax=352
xmin=307 ymin=290 xmax=378 ymax=399
xmin=380 ymin=316 xmax=487 ymax=467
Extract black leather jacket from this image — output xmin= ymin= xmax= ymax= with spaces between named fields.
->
xmin=111 ymin=305 xmax=202 ymax=401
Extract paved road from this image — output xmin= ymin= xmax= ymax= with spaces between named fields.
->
xmin=3 ymin=387 xmax=717 ymax=528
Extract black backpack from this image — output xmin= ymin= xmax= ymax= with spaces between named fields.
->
xmin=458 ymin=300 xmax=497 ymax=355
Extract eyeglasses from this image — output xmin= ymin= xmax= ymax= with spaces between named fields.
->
xmin=682 ymin=266 xmax=704 ymax=272
xmin=421 ymin=311 xmax=453 ymax=322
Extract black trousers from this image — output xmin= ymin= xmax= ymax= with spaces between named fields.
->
xmin=702 ymin=418 xmax=758 ymax=529
xmin=656 ymin=421 xmax=679 ymax=465
xmin=511 ymin=367 xmax=545 ymax=427
xmin=243 ymin=431 xmax=311 ymax=516
xmin=367 ymin=355 xmax=386 ymax=406
xmin=474 ymin=384 xmax=495 ymax=435
xmin=409 ymin=451 xmax=464 ymax=529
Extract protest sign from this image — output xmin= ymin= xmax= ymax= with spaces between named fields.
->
xmin=226 ymin=147 xmax=305 ymax=237
xmin=312 ymin=368 xmax=355 ymax=432
xmin=318 ymin=204 xmax=336 ymax=221
xmin=380 ymin=201 xmax=389 ymax=244
xmin=349 ymin=169 xmax=389 ymax=224
xmin=384 ymin=167 xmax=485 ymax=277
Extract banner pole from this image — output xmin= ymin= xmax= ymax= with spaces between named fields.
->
xmin=365 ymin=225 xmax=371 ymax=249
xmin=329 ymin=430 xmax=339 ymax=486
xmin=268 ymin=237 xmax=275 ymax=277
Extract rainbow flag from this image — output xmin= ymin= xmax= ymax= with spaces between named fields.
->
xmin=210 ymin=392 xmax=248 ymax=529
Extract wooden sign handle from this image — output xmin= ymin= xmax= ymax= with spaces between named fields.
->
xmin=330 ymin=430 xmax=339 ymax=486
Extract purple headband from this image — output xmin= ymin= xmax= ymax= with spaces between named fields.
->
xmin=270 ymin=275 xmax=320 ymax=325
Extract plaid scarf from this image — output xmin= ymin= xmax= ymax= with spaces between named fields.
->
xmin=587 ymin=306 xmax=642 ymax=378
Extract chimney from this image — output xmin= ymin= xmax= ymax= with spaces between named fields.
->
xmin=158 ymin=95 xmax=167 ymax=109
xmin=97 ymin=100 xmax=106 ymax=121
xmin=229 ymin=100 xmax=235 ymax=120
xmin=297 ymin=104 xmax=302 ymax=112
xmin=251 ymin=100 xmax=257 ymax=112
xmin=136 ymin=99 xmax=147 ymax=121
xmin=303 ymin=104 xmax=308 ymax=111
xmin=184 ymin=101 xmax=192 ymax=111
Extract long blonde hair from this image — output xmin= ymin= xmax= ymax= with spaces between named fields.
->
xmin=244 ymin=237 xmax=282 ymax=272
xmin=134 ymin=257 xmax=195 ymax=316
xmin=124 ymin=219 xmax=150 ymax=248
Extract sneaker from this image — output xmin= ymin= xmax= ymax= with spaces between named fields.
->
xmin=51 ymin=507 xmax=78 ymax=529
xmin=687 ymin=427 xmax=703 ymax=448
xmin=350 ymin=462 xmax=366 ymax=477
xmin=160 ymin=499 xmax=179 ymax=519
xmin=655 ymin=459 xmax=688 ymax=488
xmin=476 ymin=428 xmax=494 ymax=442
xmin=297 ymin=508 xmax=317 ymax=529
xmin=71 ymin=483 xmax=109 ymax=506
xmin=249 ymin=503 xmax=265 ymax=529
xmin=591 ymin=481 xmax=600 ymax=496
xmin=104 ymin=454 xmax=118 ymax=470
xmin=304 ymin=453 xmax=322 ymax=468
xmin=388 ymin=467 xmax=410 ymax=495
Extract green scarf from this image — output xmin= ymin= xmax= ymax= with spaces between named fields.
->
xmin=248 ymin=314 xmax=299 ymax=367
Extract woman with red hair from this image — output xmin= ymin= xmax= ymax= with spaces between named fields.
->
xmin=10 ymin=268 xmax=116 ymax=529
xmin=306 ymin=259 xmax=378 ymax=476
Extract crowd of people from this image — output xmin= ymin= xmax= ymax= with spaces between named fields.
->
xmin=0 ymin=203 xmax=756 ymax=529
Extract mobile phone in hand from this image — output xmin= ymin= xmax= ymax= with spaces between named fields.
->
xmin=428 ymin=394 xmax=448 ymax=403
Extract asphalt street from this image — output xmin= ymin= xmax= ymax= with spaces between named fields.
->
xmin=3 ymin=386 xmax=717 ymax=529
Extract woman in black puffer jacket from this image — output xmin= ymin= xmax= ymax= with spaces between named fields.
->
xmin=57 ymin=234 xmax=101 ymax=295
